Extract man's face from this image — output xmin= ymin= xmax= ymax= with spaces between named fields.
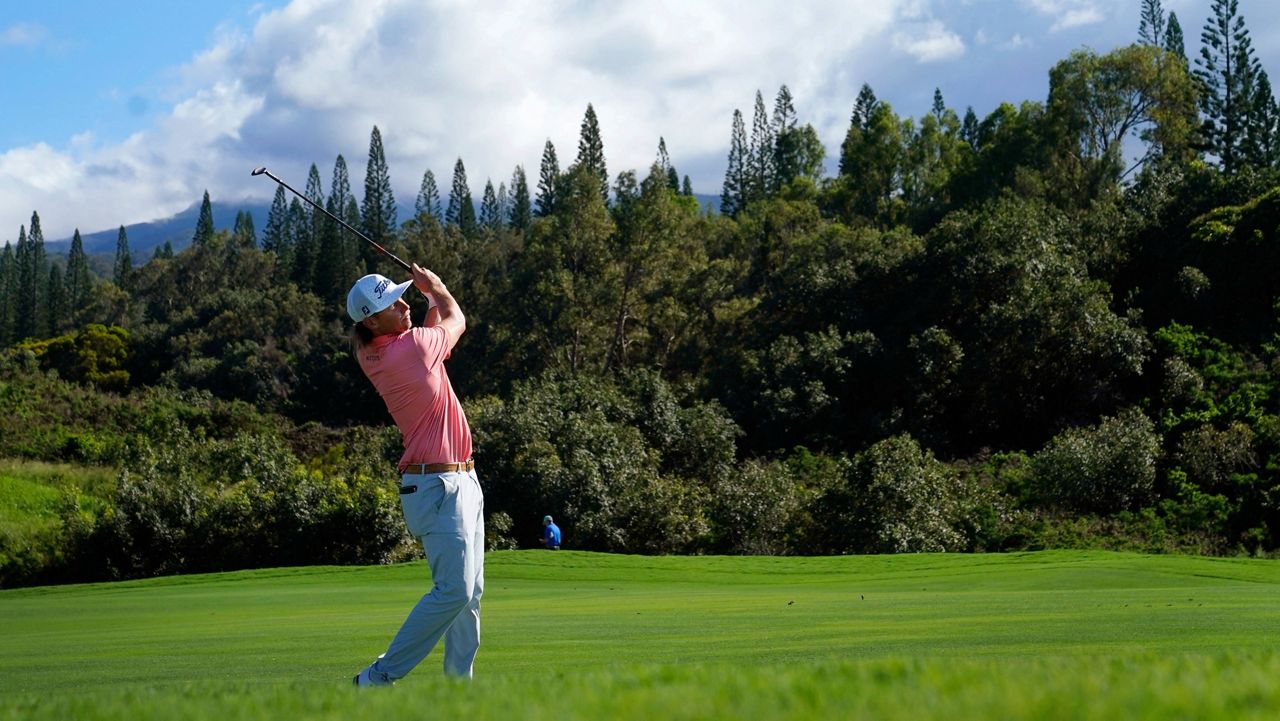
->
xmin=363 ymin=298 xmax=411 ymax=335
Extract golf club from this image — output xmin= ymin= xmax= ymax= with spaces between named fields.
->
xmin=251 ymin=166 xmax=412 ymax=272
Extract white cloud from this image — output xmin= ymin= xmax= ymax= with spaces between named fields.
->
xmin=1020 ymin=0 xmax=1106 ymax=32
xmin=893 ymin=20 xmax=966 ymax=63
xmin=1 ymin=22 xmax=48 ymax=47
xmin=1001 ymin=33 xmax=1032 ymax=50
xmin=2 ymin=0 xmax=925 ymax=239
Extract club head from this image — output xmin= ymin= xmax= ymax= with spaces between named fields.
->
xmin=251 ymin=167 xmax=267 ymax=176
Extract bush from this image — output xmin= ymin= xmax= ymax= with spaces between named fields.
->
xmin=710 ymin=460 xmax=805 ymax=555
xmin=815 ymin=434 xmax=990 ymax=554
xmin=473 ymin=370 xmax=739 ymax=553
xmin=1030 ymin=408 xmax=1160 ymax=513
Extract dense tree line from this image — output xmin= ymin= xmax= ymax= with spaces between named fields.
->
xmin=2 ymin=0 xmax=1279 ymax=585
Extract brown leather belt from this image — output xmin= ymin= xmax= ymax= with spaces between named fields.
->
xmin=401 ymin=459 xmax=475 ymax=475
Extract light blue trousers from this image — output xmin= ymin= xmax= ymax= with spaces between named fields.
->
xmin=366 ymin=469 xmax=484 ymax=681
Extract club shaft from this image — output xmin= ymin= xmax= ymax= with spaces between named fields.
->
xmin=255 ymin=168 xmax=411 ymax=272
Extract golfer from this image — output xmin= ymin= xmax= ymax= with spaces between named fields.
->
xmin=347 ymin=263 xmax=484 ymax=686
xmin=541 ymin=515 xmax=561 ymax=550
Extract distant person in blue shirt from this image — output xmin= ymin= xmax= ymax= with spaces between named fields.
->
xmin=541 ymin=515 xmax=561 ymax=550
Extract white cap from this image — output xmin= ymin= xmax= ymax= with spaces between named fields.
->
xmin=347 ymin=273 xmax=413 ymax=322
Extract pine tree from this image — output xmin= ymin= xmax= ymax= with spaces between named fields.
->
xmin=576 ymin=104 xmax=609 ymax=204
xmin=509 ymin=165 xmax=532 ymax=230
xmin=721 ymin=109 xmax=748 ymax=216
xmin=263 ymin=186 xmax=289 ymax=253
xmin=1139 ymin=0 xmax=1166 ymax=45
xmin=961 ymin=107 xmax=980 ymax=149
xmin=295 ymin=163 xmax=324 ymax=289
xmin=746 ymin=90 xmax=775 ymax=203
xmin=326 ymin=154 xmax=361 ymax=285
xmin=1195 ymin=0 xmax=1260 ymax=173
xmin=773 ymin=85 xmax=803 ymax=190
xmin=416 ymin=169 xmax=442 ymax=221
xmin=479 ymin=180 xmax=500 ymax=230
xmin=446 ymin=158 xmax=477 ymax=236
xmin=1165 ymin=12 xmax=1186 ymax=59
xmin=233 ymin=210 xmax=257 ymax=248
xmin=655 ymin=137 xmax=680 ymax=192
xmin=681 ymin=175 xmax=693 ymax=196
xmin=496 ymin=182 xmax=510 ymax=225
xmin=17 ymin=214 xmax=48 ymax=340
xmin=1248 ymin=70 xmax=1280 ymax=167
xmin=193 ymin=190 xmax=215 ymax=246
xmin=113 ymin=225 xmax=132 ymax=291
xmin=361 ymin=126 xmax=398 ymax=262
xmin=45 ymin=263 xmax=65 ymax=336
xmin=0 ymin=242 xmax=14 ymax=345
xmin=536 ymin=140 xmax=560 ymax=217
xmin=287 ymin=198 xmax=309 ymax=287
xmin=841 ymin=84 xmax=880 ymax=176
xmin=65 ymin=229 xmax=91 ymax=316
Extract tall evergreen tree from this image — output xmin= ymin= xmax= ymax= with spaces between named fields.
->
xmin=113 ymin=225 xmax=132 ymax=290
xmin=295 ymin=163 xmax=325 ymax=289
xmin=840 ymin=84 xmax=880 ymax=176
xmin=746 ymin=90 xmax=776 ymax=203
xmin=416 ymin=169 xmax=442 ymax=220
xmin=17 ymin=214 xmax=48 ymax=340
xmin=720 ymin=109 xmax=748 ymax=216
xmin=0 ymin=242 xmax=14 ymax=345
xmin=576 ymin=104 xmax=609 ymax=203
xmin=446 ymin=158 xmax=477 ymax=236
xmin=536 ymin=140 xmax=560 ymax=217
xmin=681 ymin=175 xmax=693 ymax=196
xmin=509 ymin=165 xmax=532 ymax=230
xmin=232 ymin=210 xmax=257 ymax=249
xmin=361 ymin=126 xmax=398 ymax=264
xmin=65 ymin=229 xmax=91 ymax=316
xmin=497 ymin=182 xmax=510 ymax=225
xmin=773 ymin=85 xmax=805 ymax=190
xmin=480 ymin=180 xmax=501 ymax=230
xmin=262 ymin=186 xmax=289 ymax=254
xmin=285 ymin=198 xmax=310 ymax=288
xmin=1248 ymin=69 xmax=1280 ymax=167
xmin=193 ymin=190 xmax=215 ymax=246
xmin=1139 ymin=0 xmax=1166 ymax=45
xmin=961 ymin=106 xmax=980 ymax=149
xmin=1195 ymin=0 xmax=1260 ymax=173
xmin=655 ymin=137 xmax=679 ymax=192
xmin=45 ymin=262 xmax=65 ymax=336
xmin=1164 ymin=12 xmax=1186 ymax=59
xmin=931 ymin=88 xmax=947 ymax=121
xmin=320 ymin=155 xmax=361 ymax=298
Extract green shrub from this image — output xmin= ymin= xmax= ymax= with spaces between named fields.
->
xmin=1030 ymin=408 xmax=1160 ymax=513
xmin=711 ymin=459 xmax=805 ymax=555
xmin=814 ymin=435 xmax=993 ymax=554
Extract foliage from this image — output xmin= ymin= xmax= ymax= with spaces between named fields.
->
xmin=1030 ymin=408 xmax=1161 ymax=514
xmin=7 ymin=26 xmax=1280 ymax=579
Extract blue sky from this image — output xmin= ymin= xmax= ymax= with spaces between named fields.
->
xmin=3 ymin=0 xmax=1280 ymax=241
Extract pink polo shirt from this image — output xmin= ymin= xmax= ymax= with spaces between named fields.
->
xmin=357 ymin=325 xmax=472 ymax=471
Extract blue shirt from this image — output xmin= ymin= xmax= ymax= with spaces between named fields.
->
xmin=543 ymin=523 xmax=561 ymax=548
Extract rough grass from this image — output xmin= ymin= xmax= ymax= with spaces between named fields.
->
xmin=1 ymin=551 xmax=1278 ymax=720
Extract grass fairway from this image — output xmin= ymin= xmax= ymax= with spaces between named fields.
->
xmin=1 ymin=550 xmax=1278 ymax=719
